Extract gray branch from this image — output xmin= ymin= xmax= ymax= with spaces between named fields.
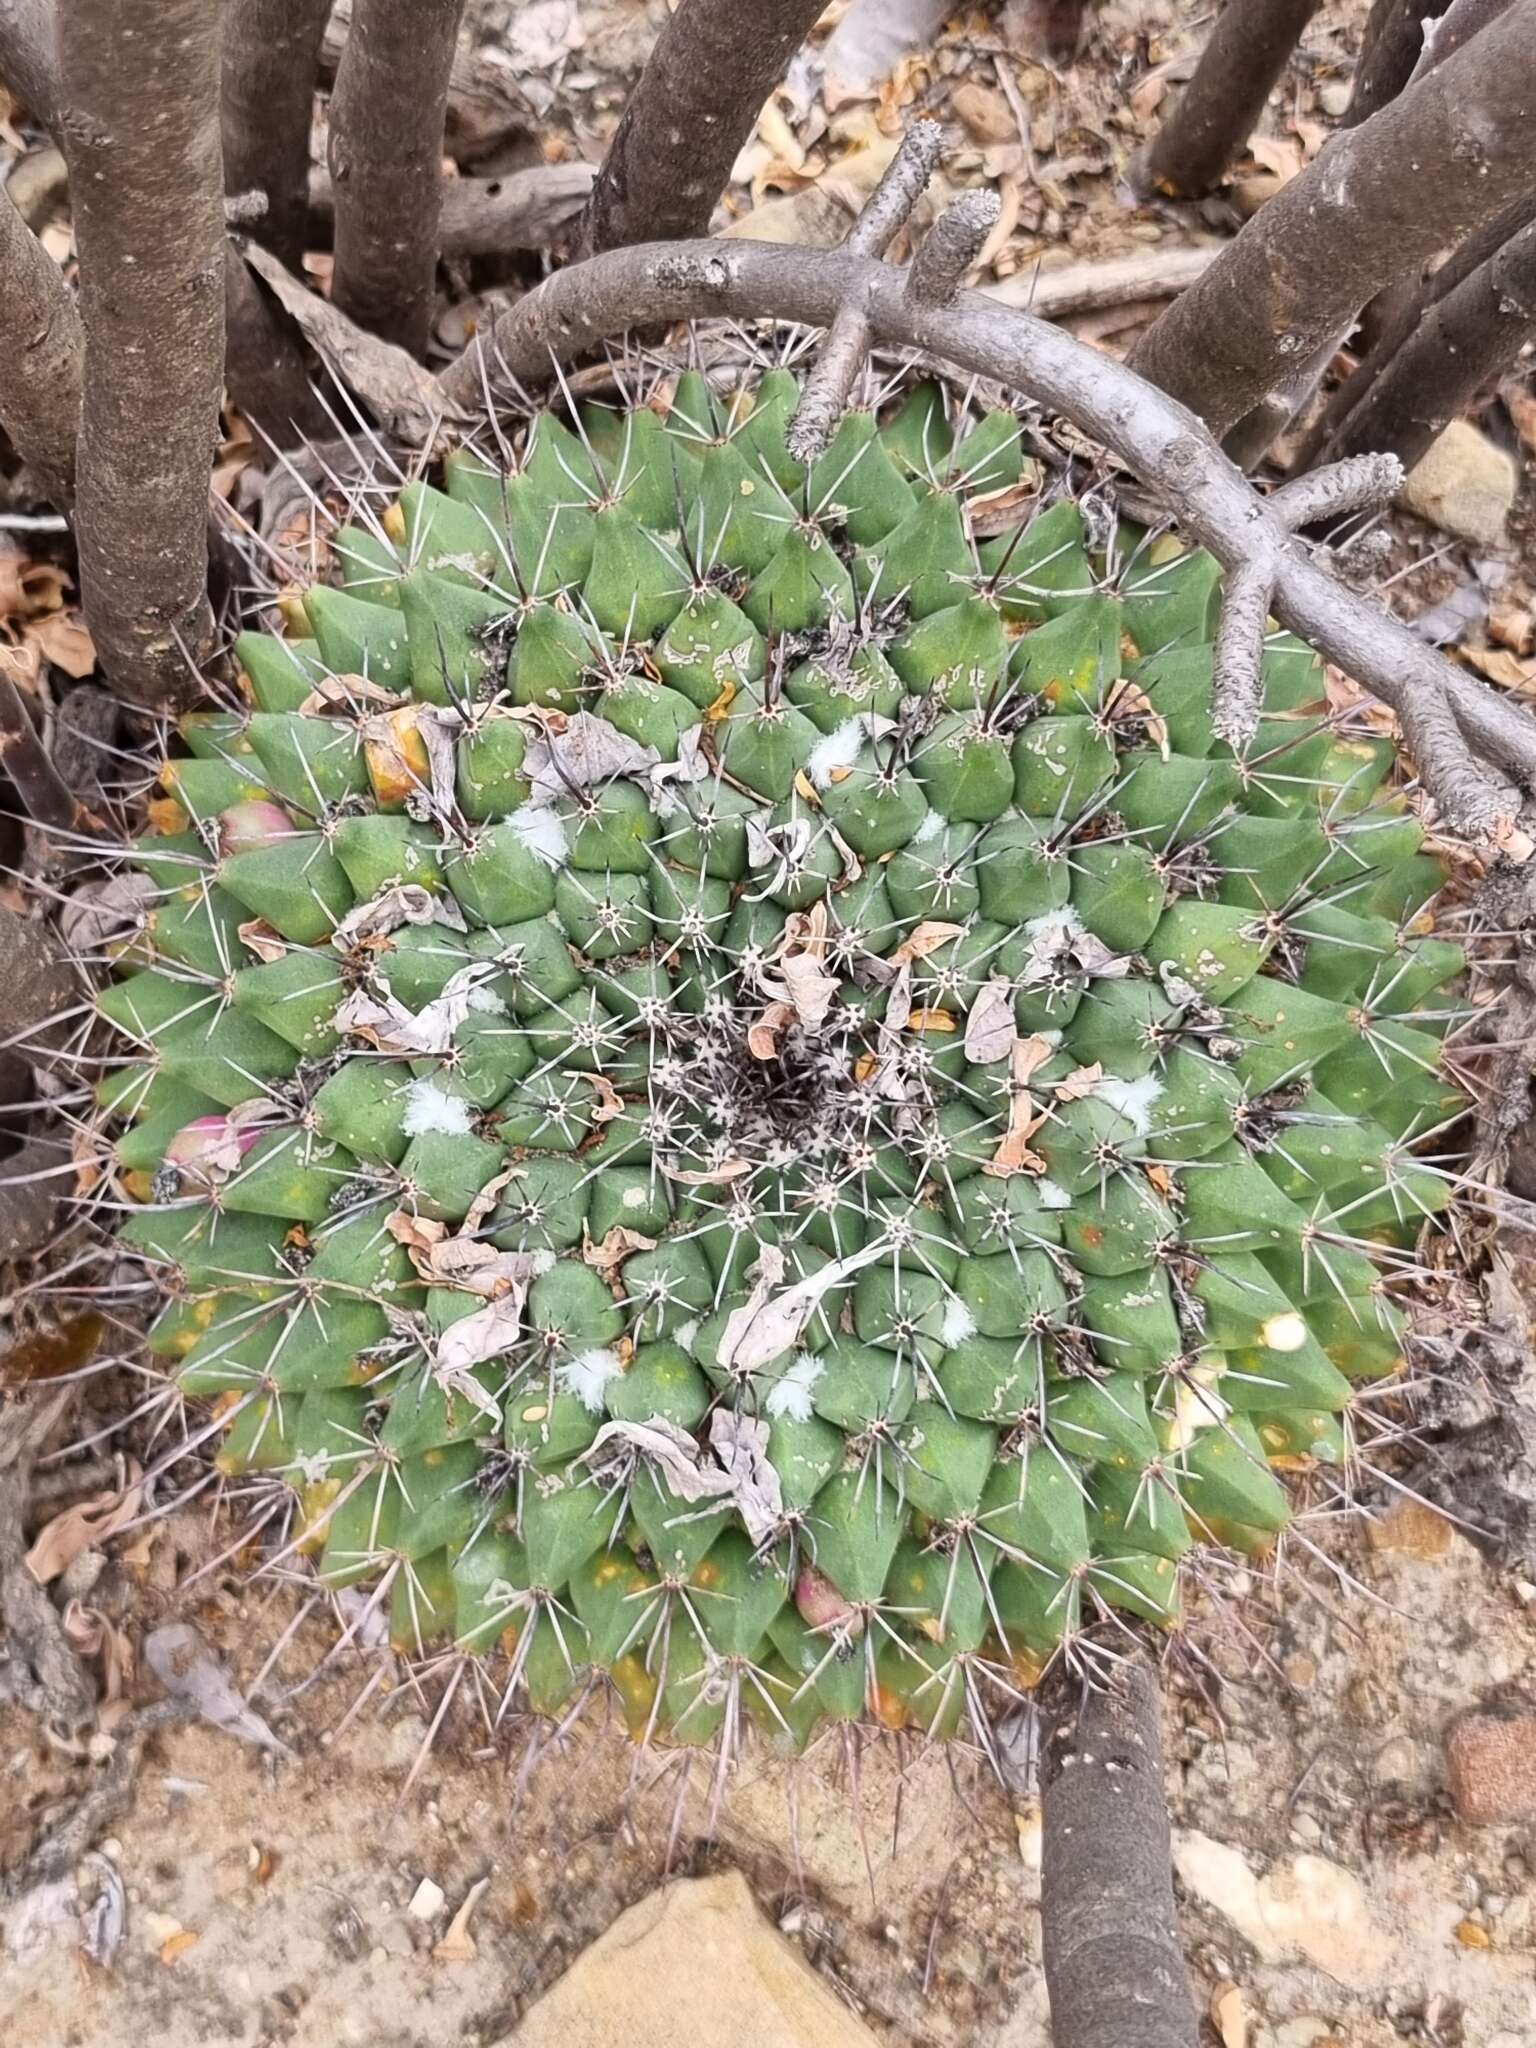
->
xmin=437 ymin=232 xmax=1534 ymax=835
xmin=908 ymin=189 xmax=1001 ymax=307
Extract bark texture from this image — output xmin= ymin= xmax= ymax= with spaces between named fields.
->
xmin=1131 ymin=0 xmax=1536 ymax=437
xmin=222 ymin=0 xmax=331 ymax=272
xmin=1344 ymin=0 xmax=1454 ymax=123
xmin=0 ymin=189 xmax=82 ymax=509
xmin=0 ymin=0 xmax=59 ymax=126
xmin=1135 ymin=0 xmax=1322 ymax=200
xmin=1303 ymin=191 xmax=1536 ymax=466
xmin=58 ymin=0 xmax=224 ymax=707
xmin=309 ymin=161 xmax=595 ymax=257
xmin=440 ymin=232 xmax=1536 ymax=832
xmin=1318 ymin=215 xmax=1536 ymax=471
xmin=1038 ymin=1664 xmax=1198 ymax=2048
xmin=328 ymin=0 xmax=465 ymax=356
xmin=578 ymin=0 xmax=828 ymax=255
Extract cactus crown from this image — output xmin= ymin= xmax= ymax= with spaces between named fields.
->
xmin=97 ymin=352 xmax=1462 ymax=1747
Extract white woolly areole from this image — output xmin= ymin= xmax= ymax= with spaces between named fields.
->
xmin=939 ymin=1295 xmax=977 ymax=1345
xmin=1093 ymin=1072 xmax=1165 ymax=1137
xmin=913 ymin=807 xmax=947 ymax=845
xmin=465 ymin=985 xmax=506 ymax=1017
xmin=401 ymin=1079 xmax=474 ymax=1136
xmin=765 ymin=1351 xmax=825 ymax=1421
xmin=1025 ymin=904 xmax=1085 ymax=943
xmin=672 ymin=1318 xmax=700 ymax=1351
xmin=508 ymin=804 xmax=570 ymax=867
xmin=557 ymin=1348 xmax=623 ymax=1413
xmin=1037 ymin=1178 xmax=1073 ymax=1210
xmin=529 ymin=1248 xmax=558 ymax=1276
xmin=807 ymin=718 xmax=868 ymax=789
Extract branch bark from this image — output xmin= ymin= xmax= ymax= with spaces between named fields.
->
xmin=327 ymin=0 xmax=465 ymax=357
xmin=577 ymin=0 xmax=828 ymax=256
xmin=0 ymin=189 xmax=82 ymax=510
xmin=222 ymin=0 xmax=331 ymax=273
xmin=1300 ymin=191 xmax=1536 ymax=469
xmin=440 ymin=231 xmax=1536 ymax=834
xmin=1131 ymin=0 xmax=1536 ymax=437
xmin=1132 ymin=0 xmax=1322 ymax=201
xmin=1343 ymin=0 xmax=1454 ymax=123
xmin=308 ymin=161 xmax=595 ymax=258
xmin=0 ymin=0 xmax=60 ymax=127
xmin=58 ymin=0 xmax=224 ymax=708
xmin=1315 ymin=215 xmax=1536 ymax=473
xmin=223 ymin=241 xmax=333 ymax=450
xmin=1038 ymin=1662 xmax=1198 ymax=2048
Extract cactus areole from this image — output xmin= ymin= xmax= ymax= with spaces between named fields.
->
xmin=98 ymin=360 xmax=1462 ymax=1746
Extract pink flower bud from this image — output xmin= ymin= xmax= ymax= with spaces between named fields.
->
xmin=218 ymin=799 xmax=298 ymax=856
xmin=794 ymin=1564 xmax=862 ymax=1636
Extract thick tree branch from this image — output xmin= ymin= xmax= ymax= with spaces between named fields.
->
xmin=440 ymin=231 xmax=1535 ymax=834
xmin=1411 ymin=0 xmax=1518 ymax=77
xmin=0 ymin=0 xmax=60 ymax=128
xmin=58 ymin=0 xmax=224 ymax=708
xmin=307 ymin=161 xmax=595 ymax=258
xmin=1038 ymin=1663 xmax=1198 ymax=2048
xmin=1315 ymin=215 xmax=1536 ymax=473
xmin=1344 ymin=0 xmax=1454 ymax=124
xmin=577 ymin=0 xmax=828 ymax=257
xmin=1132 ymin=0 xmax=1536 ymax=437
xmin=222 ymin=0 xmax=331 ymax=273
xmin=1131 ymin=0 xmax=1322 ymax=202
xmin=328 ymin=0 xmax=465 ymax=356
xmin=0 ymin=188 xmax=82 ymax=510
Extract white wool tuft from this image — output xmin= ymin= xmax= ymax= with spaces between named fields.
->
xmin=807 ymin=718 xmax=868 ymax=789
xmin=530 ymin=1248 xmax=557 ymax=1276
xmin=557 ymin=1347 xmax=623 ymax=1413
xmin=466 ymin=985 xmax=507 ymax=1016
xmin=939 ymin=1295 xmax=977 ymax=1345
xmin=1037 ymin=1178 xmax=1073 ymax=1210
xmin=401 ymin=1079 xmax=474 ymax=1136
xmin=1024 ymin=904 xmax=1085 ymax=943
xmin=1094 ymin=1072 xmax=1165 ymax=1137
xmin=765 ymin=1351 xmax=825 ymax=1421
xmin=913 ymin=808 xmax=946 ymax=845
xmin=672 ymin=1317 xmax=700 ymax=1351
xmin=508 ymin=804 xmax=570 ymax=867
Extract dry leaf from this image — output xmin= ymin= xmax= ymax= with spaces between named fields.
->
xmin=1102 ymin=676 xmax=1170 ymax=759
xmin=589 ymin=1072 xmax=624 ymax=1123
xmin=297 ymin=673 xmax=406 ymax=714
xmin=963 ymin=979 xmax=1016 ymax=1063
xmin=434 ymin=1878 xmax=490 ymax=1964
xmin=237 ymin=918 xmax=289 ymax=964
xmin=25 ymin=611 xmax=96 ymax=677
xmin=747 ymin=1000 xmax=797 ymax=1061
xmin=59 ymin=872 xmax=153 ymax=956
xmin=334 ymin=962 xmax=503 ymax=1054
xmin=983 ymin=1036 xmax=1054 ymax=1179
xmin=26 ymin=1469 xmax=145 ymax=1582
xmin=889 ymin=919 xmax=963 ymax=966
xmin=1054 ymin=1061 xmax=1103 ymax=1102
xmin=1462 ymin=644 xmax=1535 ymax=690
xmin=906 ymin=1007 xmax=956 ymax=1033
xmin=143 ymin=1623 xmax=290 ymax=1753
xmin=160 ymin=1930 xmax=199 ymax=1966
xmin=582 ymin=1225 xmax=658 ymax=1282
xmin=1245 ymin=133 xmax=1304 ymax=186
xmin=332 ymin=884 xmax=466 ymax=951
xmin=757 ymin=900 xmax=838 ymax=1033
xmin=241 ymin=242 xmax=465 ymax=445
xmin=661 ymin=1155 xmax=754 ymax=1186
xmin=1209 ymin=1982 xmax=1248 ymax=2048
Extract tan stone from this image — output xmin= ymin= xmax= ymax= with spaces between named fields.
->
xmin=1444 ymin=1708 xmax=1536 ymax=1825
xmin=1400 ymin=421 xmax=1517 ymax=549
xmin=503 ymin=1872 xmax=882 ymax=2048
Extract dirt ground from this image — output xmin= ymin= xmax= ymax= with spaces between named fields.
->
xmin=2 ymin=1498 xmax=1533 ymax=2048
xmin=5 ymin=1 xmax=1536 ymax=2045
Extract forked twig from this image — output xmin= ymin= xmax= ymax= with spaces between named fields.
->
xmin=439 ymin=184 xmax=1536 ymax=839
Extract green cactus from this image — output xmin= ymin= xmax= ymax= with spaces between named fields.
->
xmin=101 ymin=364 xmax=1461 ymax=1750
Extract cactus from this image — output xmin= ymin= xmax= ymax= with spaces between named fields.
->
xmin=96 ymin=360 xmax=1462 ymax=1748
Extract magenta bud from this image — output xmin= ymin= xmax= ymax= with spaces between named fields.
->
xmin=218 ymin=799 xmax=298 ymax=856
xmin=165 ymin=1112 xmax=264 ymax=1185
xmin=794 ymin=1564 xmax=861 ymax=1636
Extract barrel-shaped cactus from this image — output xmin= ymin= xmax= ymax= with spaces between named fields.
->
xmin=97 ymin=361 xmax=1461 ymax=1746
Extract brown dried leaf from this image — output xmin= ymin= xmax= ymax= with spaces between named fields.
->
xmin=963 ymin=979 xmax=1016 ymax=1063
xmin=889 ymin=919 xmax=963 ymax=966
xmin=983 ymin=1035 xmax=1054 ymax=1179
xmin=1054 ymin=1061 xmax=1103 ymax=1102
xmin=582 ymin=1225 xmax=658 ymax=1282
xmin=25 ymin=1469 xmax=144 ymax=1583
xmin=1102 ymin=676 xmax=1170 ymax=759
xmin=241 ymin=243 xmax=466 ymax=445
xmin=1462 ymin=644 xmax=1536 ymax=691
xmin=23 ymin=611 xmax=96 ymax=678
xmin=433 ymin=1879 xmax=489 ymax=1965
xmin=588 ymin=1073 xmax=625 ymax=1123
xmin=747 ymin=1000 xmax=797 ymax=1061
xmin=237 ymin=918 xmax=289 ymax=964
xmin=297 ymin=673 xmax=407 ymax=714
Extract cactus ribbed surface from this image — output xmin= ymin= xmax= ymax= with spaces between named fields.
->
xmin=97 ymin=363 xmax=1462 ymax=1745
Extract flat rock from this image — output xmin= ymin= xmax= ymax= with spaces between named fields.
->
xmin=502 ymin=1872 xmax=882 ymax=2048
xmin=1444 ymin=1707 xmax=1536 ymax=1824
xmin=1174 ymin=1833 xmax=1385 ymax=1984
xmin=1400 ymin=421 xmax=1517 ymax=549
